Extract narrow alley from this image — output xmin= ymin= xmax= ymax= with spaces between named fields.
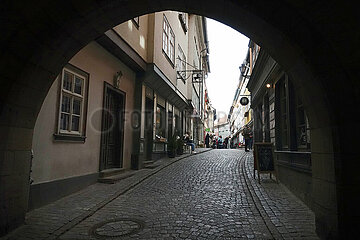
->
xmin=3 ymin=150 xmax=318 ymax=239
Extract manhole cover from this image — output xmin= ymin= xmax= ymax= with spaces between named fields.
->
xmin=90 ymin=218 xmax=145 ymax=238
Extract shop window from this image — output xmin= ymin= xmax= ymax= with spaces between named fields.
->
xmin=168 ymin=110 xmax=173 ymax=139
xmin=175 ymin=114 xmax=181 ymax=136
xmin=156 ymin=105 xmax=166 ymax=139
xmin=296 ymin=96 xmax=311 ymax=150
xmin=279 ymin=78 xmax=289 ymax=149
xmin=275 ymin=75 xmax=311 ymax=151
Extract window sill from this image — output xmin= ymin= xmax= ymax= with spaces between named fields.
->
xmin=53 ymin=134 xmax=86 ymax=143
xmin=274 ymin=150 xmax=312 ymax=174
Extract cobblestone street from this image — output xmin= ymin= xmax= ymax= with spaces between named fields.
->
xmin=3 ymin=149 xmax=318 ymax=239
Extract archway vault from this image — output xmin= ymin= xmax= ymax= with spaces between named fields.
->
xmin=1 ymin=0 xmax=359 ymax=238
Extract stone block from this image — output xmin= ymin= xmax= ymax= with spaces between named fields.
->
xmin=14 ymin=150 xmax=32 ymax=176
xmin=0 ymin=126 xmax=33 ymax=150
xmin=314 ymin=203 xmax=339 ymax=239
xmin=0 ymin=151 xmax=14 ymax=176
xmin=310 ymin=127 xmax=334 ymax=154
xmin=311 ymin=153 xmax=336 ymax=182
xmin=312 ymin=178 xmax=337 ymax=212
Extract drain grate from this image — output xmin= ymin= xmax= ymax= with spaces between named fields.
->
xmin=89 ymin=218 xmax=145 ymax=238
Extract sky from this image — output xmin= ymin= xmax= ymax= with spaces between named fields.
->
xmin=205 ymin=18 xmax=249 ymax=119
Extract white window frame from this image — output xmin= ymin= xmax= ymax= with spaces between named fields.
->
xmin=132 ymin=17 xmax=140 ymax=28
xmin=57 ymin=66 xmax=88 ymax=136
xmin=177 ymin=45 xmax=186 ymax=81
xmin=162 ymin=15 xmax=175 ymax=64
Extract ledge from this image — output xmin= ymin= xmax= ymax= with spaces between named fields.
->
xmin=53 ymin=134 xmax=86 ymax=143
xmin=275 ymin=150 xmax=312 ymax=174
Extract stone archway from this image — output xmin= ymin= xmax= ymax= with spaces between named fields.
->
xmin=1 ymin=0 xmax=359 ymax=238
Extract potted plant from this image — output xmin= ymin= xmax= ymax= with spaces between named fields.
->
xmin=167 ymin=134 xmax=177 ymax=158
xmin=176 ymin=136 xmax=184 ymax=155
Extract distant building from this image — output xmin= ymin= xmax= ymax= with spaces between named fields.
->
xmin=228 ymin=40 xmax=259 ymax=147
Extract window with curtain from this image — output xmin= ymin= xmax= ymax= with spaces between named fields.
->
xmin=57 ymin=66 xmax=88 ymax=138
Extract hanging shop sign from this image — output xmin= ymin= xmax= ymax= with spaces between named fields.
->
xmin=240 ymin=97 xmax=249 ymax=106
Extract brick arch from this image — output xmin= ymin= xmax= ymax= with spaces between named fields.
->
xmin=1 ymin=0 xmax=359 ymax=238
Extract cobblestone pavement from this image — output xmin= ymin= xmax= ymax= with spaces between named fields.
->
xmin=2 ymin=149 xmax=319 ymax=239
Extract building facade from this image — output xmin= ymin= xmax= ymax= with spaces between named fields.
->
xmin=246 ymin=46 xmax=312 ymax=208
xmin=203 ymin=86 xmax=215 ymax=137
xmin=228 ymin=41 xmax=257 ymax=147
xmin=30 ymin=12 xmax=210 ymax=209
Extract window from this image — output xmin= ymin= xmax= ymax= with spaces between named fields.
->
xmin=177 ymin=45 xmax=186 ymax=81
xmin=162 ymin=15 xmax=175 ymax=64
xmin=156 ymin=105 xmax=166 ymax=139
xmin=296 ymin=95 xmax=311 ymax=150
xmin=55 ymin=65 xmax=88 ymax=141
xmin=178 ymin=12 xmax=188 ymax=33
xmin=132 ymin=17 xmax=140 ymax=28
xmin=275 ymin=75 xmax=311 ymax=151
xmin=279 ymin=78 xmax=288 ymax=149
xmin=168 ymin=110 xmax=173 ymax=139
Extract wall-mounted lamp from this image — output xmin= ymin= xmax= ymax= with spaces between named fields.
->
xmin=266 ymin=83 xmax=274 ymax=89
xmin=239 ymin=63 xmax=251 ymax=79
xmin=113 ymin=71 xmax=123 ymax=89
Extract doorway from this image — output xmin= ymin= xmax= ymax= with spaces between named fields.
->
xmin=145 ymin=97 xmax=154 ymax=160
xmin=100 ymin=83 xmax=126 ymax=170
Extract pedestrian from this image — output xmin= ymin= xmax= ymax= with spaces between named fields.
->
xmin=205 ymin=133 xmax=210 ymax=148
xmin=224 ymin=136 xmax=229 ymax=149
xmin=249 ymin=129 xmax=253 ymax=150
xmin=184 ymin=132 xmax=196 ymax=153
xmin=212 ymin=137 xmax=217 ymax=149
xmin=218 ymin=136 xmax=223 ymax=149
xmin=242 ymin=126 xmax=252 ymax=152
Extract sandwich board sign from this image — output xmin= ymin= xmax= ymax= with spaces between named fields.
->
xmin=253 ymin=142 xmax=278 ymax=184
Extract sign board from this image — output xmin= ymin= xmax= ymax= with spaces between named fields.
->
xmin=205 ymin=128 xmax=210 ymax=132
xmin=240 ymin=97 xmax=249 ymax=106
xmin=253 ymin=142 xmax=278 ymax=184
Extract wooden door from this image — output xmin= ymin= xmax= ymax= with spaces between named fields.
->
xmin=100 ymin=84 xmax=125 ymax=170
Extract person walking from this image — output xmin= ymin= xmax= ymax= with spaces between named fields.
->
xmin=242 ymin=126 xmax=252 ymax=152
xmin=218 ymin=136 xmax=224 ymax=149
xmin=249 ymin=129 xmax=253 ymax=150
xmin=205 ymin=133 xmax=210 ymax=148
xmin=224 ymin=136 xmax=229 ymax=149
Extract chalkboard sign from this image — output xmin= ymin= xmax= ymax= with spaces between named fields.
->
xmin=253 ymin=142 xmax=278 ymax=183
